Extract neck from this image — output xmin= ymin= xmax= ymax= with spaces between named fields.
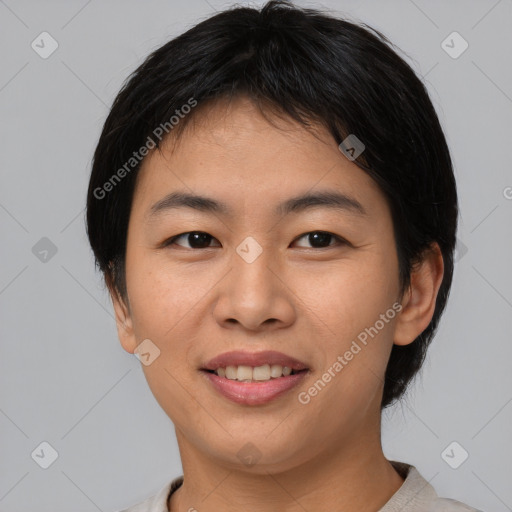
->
xmin=168 ymin=418 xmax=404 ymax=512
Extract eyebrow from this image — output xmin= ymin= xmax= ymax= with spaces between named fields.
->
xmin=147 ymin=189 xmax=367 ymax=220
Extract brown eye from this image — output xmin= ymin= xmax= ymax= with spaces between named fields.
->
xmin=293 ymin=231 xmax=348 ymax=249
xmin=165 ymin=231 xmax=220 ymax=249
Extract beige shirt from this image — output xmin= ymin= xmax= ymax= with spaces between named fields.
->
xmin=118 ymin=460 xmax=483 ymax=512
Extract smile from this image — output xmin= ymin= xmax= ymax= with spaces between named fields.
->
xmin=207 ymin=364 xmax=301 ymax=381
xmin=200 ymin=369 xmax=309 ymax=405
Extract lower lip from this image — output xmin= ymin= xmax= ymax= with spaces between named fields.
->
xmin=200 ymin=370 xmax=309 ymax=405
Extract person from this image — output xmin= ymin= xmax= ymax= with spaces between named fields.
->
xmin=86 ymin=1 xmax=483 ymax=510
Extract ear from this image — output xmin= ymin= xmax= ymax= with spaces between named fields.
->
xmin=107 ymin=279 xmax=138 ymax=354
xmin=393 ymin=242 xmax=444 ymax=346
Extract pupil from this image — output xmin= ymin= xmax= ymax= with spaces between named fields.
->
xmin=309 ymin=232 xmax=331 ymax=248
xmin=189 ymin=232 xmax=211 ymax=248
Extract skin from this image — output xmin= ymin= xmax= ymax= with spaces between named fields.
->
xmin=110 ymin=95 xmax=444 ymax=512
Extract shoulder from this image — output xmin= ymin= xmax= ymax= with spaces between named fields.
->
xmin=115 ymin=476 xmax=182 ymax=512
xmin=385 ymin=461 xmax=484 ymax=512
xmin=427 ymin=497 xmax=484 ymax=511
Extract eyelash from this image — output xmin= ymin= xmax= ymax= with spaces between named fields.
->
xmin=162 ymin=231 xmax=351 ymax=250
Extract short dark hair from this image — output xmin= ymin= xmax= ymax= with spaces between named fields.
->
xmin=86 ymin=0 xmax=458 ymax=410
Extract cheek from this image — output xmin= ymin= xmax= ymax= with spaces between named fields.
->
xmin=123 ymin=261 xmax=204 ymax=406
xmin=125 ymin=259 xmax=207 ymax=422
xmin=296 ymin=257 xmax=399 ymax=345
xmin=295 ymin=264 xmax=399 ymax=421
xmin=126 ymin=254 xmax=204 ymax=337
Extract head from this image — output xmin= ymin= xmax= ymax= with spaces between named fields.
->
xmin=86 ymin=0 xmax=457 ymax=468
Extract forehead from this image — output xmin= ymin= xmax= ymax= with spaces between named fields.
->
xmin=131 ymin=96 xmax=385 ymax=218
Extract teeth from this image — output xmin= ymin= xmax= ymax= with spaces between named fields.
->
xmin=237 ymin=365 xmax=253 ymax=381
xmin=253 ymin=364 xmax=271 ymax=380
xmin=270 ymin=364 xmax=283 ymax=378
xmin=215 ymin=364 xmax=296 ymax=381
xmin=225 ymin=366 xmax=237 ymax=379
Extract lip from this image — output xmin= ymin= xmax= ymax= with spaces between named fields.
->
xmin=201 ymin=350 xmax=309 ymax=371
xmin=200 ymin=370 xmax=309 ymax=405
xmin=200 ymin=350 xmax=310 ymax=406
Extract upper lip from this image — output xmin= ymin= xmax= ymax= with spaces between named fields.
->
xmin=201 ymin=350 xmax=309 ymax=371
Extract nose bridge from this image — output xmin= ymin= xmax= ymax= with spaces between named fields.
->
xmin=232 ymin=234 xmax=277 ymax=300
xmin=211 ymin=233 xmax=295 ymax=330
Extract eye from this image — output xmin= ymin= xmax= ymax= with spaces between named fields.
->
xmin=162 ymin=230 xmax=349 ymax=250
xmin=292 ymin=231 xmax=349 ymax=249
xmin=163 ymin=231 xmax=220 ymax=249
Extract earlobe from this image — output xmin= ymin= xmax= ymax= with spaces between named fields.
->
xmin=108 ymin=285 xmax=138 ymax=354
xmin=393 ymin=243 xmax=444 ymax=346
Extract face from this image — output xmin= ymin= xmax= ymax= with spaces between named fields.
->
xmin=113 ymin=95 xmax=409 ymax=472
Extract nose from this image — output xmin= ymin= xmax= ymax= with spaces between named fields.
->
xmin=212 ymin=244 xmax=296 ymax=332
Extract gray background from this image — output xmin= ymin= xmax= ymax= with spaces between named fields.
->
xmin=1 ymin=0 xmax=511 ymax=511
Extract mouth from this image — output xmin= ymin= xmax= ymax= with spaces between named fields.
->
xmin=202 ymin=365 xmax=307 ymax=381
xmin=199 ymin=350 xmax=310 ymax=405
